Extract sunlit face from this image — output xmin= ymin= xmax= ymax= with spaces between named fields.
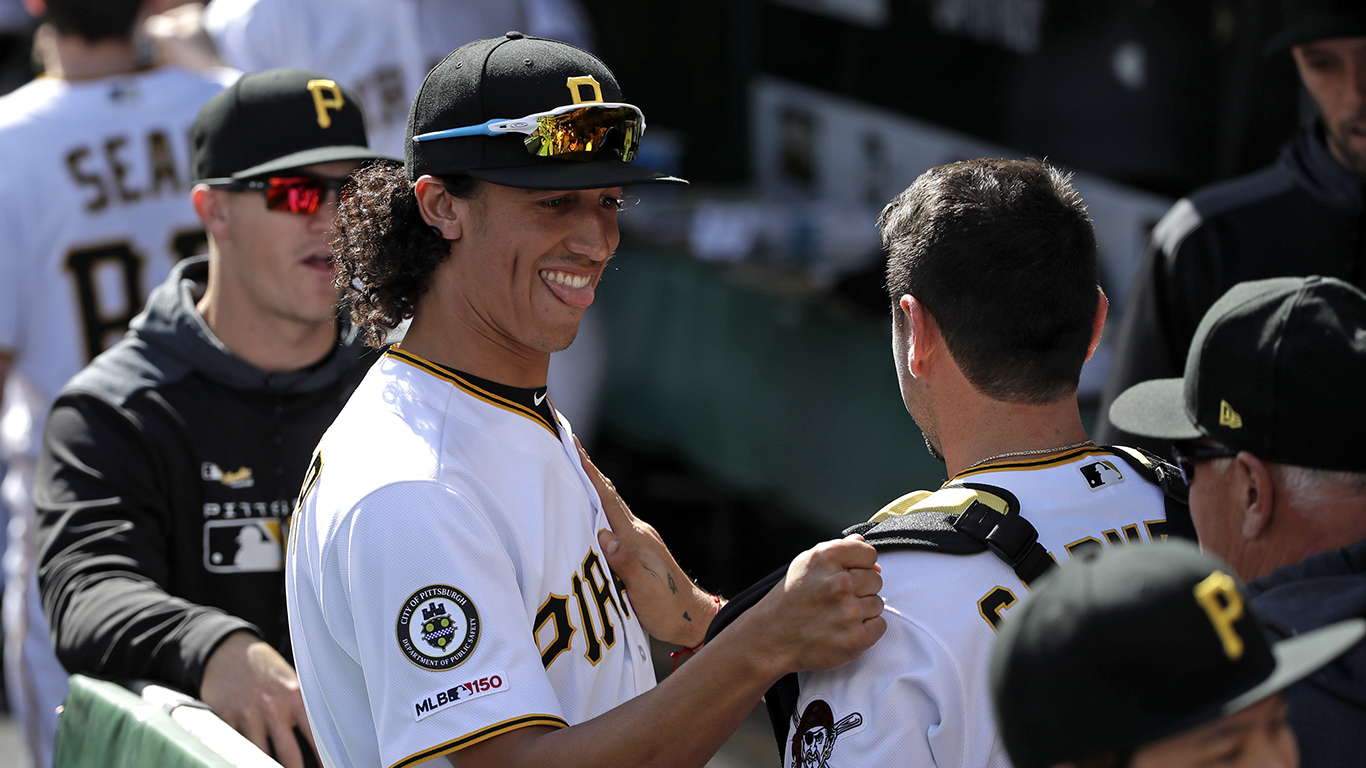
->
xmin=443 ymin=183 xmax=624 ymax=355
xmin=214 ymin=160 xmax=359 ymax=326
xmin=1292 ymin=37 xmax=1366 ymax=177
xmin=1183 ymin=452 xmax=1250 ymax=575
xmin=1129 ymin=695 xmax=1297 ymax=768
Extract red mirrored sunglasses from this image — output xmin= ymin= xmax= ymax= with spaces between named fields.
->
xmin=210 ymin=175 xmax=351 ymax=215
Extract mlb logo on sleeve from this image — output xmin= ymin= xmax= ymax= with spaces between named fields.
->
xmin=412 ymin=673 xmax=509 ymax=722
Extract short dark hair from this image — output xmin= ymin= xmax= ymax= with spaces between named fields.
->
xmin=880 ymin=157 xmax=1099 ymax=405
xmin=331 ymin=162 xmax=479 ymax=348
xmin=44 ymin=0 xmax=142 ymax=42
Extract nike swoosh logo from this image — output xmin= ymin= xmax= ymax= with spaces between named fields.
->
xmin=534 ymin=391 xmax=547 ymax=406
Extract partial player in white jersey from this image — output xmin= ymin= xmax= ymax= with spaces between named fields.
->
xmin=289 ymin=34 xmax=886 ymax=768
xmin=0 ymin=2 xmax=233 ymax=765
xmin=730 ymin=159 xmax=1182 ymax=768
xmin=787 ymin=447 xmax=1172 ymax=768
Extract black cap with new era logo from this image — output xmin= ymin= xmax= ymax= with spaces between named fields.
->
xmin=193 ymin=68 xmax=390 ymax=183
xmin=405 ymin=32 xmax=686 ymax=189
xmin=1108 ymin=276 xmax=1366 ymax=472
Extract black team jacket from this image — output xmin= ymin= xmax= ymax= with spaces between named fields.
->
xmin=35 ymin=256 xmax=377 ymax=696
xmin=1097 ymin=119 xmax=1365 ymax=452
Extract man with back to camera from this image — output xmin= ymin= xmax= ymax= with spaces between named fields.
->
xmin=1109 ymin=275 xmax=1366 ymax=767
xmin=286 ymin=33 xmax=887 ymax=768
xmin=721 ymin=158 xmax=1185 ymax=768
xmin=1097 ymin=0 xmax=1366 ymax=452
xmin=0 ymin=1 xmax=233 ymax=763
xmin=35 ymin=68 xmax=387 ymax=768
xmin=990 ymin=540 xmax=1365 ymax=768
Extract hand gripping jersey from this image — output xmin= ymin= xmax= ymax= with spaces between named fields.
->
xmin=0 ymin=64 xmax=233 ymax=768
xmin=286 ymin=346 xmax=654 ymax=768
xmin=711 ymin=446 xmax=1183 ymax=768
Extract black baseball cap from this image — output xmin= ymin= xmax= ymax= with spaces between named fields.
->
xmin=405 ymin=32 xmax=686 ymax=189
xmin=1264 ymin=0 xmax=1366 ymax=54
xmin=193 ymin=68 xmax=390 ymax=183
xmin=1108 ymin=276 xmax=1366 ymax=472
xmin=991 ymin=541 xmax=1364 ymax=768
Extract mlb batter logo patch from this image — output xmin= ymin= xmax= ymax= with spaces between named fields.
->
xmin=396 ymin=585 xmax=480 ymax=671
xmin=1078 ymin=460 xmax=1124 ymax=490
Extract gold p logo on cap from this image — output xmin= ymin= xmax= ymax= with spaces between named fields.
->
xmin=307 ymin=79 xmax=345 ymax=129
xmin=566 ymin=75 xmax=603 ymax=104
xmin=1194 ymin=570 xmax=1245 ymax=660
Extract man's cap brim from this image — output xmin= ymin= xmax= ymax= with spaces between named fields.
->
xmin=467 ymin=161 xmax=688 ymax=190
xmin=226 ymin=145 xmax=396 ymax=181
xmin=1107 ymin=378 xmax=1202 ymax=441
xmin=1222 ymin=619 xmax=1365 ymax=716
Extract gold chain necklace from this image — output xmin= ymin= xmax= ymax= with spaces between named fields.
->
xmin=963 ymin=440 xmax=1095 ymax=471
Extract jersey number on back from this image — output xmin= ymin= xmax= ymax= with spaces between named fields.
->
xmin=65 ymin=230 xmax=204 ymax=361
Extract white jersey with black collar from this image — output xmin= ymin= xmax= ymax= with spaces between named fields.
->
xmin=783 ymin=446 xmax=1170 ymax=768
xmin=286 ymin=345 xmax=654 ymax=768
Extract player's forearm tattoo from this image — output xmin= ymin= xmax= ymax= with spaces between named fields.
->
xmin=668 ymin=574 xmax=677 ymax=594
xmin=683 ymin=611 xmax=692 ymax=622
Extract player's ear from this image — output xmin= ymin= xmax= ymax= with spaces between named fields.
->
xmin=414 ymin=175 xmax=464 ymax=241
xmin=192 ymin=184 xmax=230 ymax=241
xmin=1085 ymin=287 xmax=1108 ymax=362
xmin=903 ymin=294 xmax=938 ymax=377
xmin=1236 ymin=451 xmax=1275 ymax=540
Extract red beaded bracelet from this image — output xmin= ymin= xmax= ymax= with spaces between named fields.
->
xmin=669 ymin=594 xmax=723 ymax=671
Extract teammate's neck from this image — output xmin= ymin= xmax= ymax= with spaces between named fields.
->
xmin=195 ymin=278 xmax=338 ymax=374
xmin=939 ymin=391 xmax=1092 ymax=478
xmin=43 ymin=31 xmax=142 ymax=80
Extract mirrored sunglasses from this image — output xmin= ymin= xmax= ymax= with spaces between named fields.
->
xmin=212 ymin=175 xmax=350 ymax=216
xmin=412 ymin=102 xmax=646 ymax=163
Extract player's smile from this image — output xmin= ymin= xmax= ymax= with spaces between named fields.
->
xmin=537 ymin=265 xmax=601 ymax=308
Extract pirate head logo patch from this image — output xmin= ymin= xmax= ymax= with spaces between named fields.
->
xmin=790 ymin=699 xmax=862 ymax=768
xmin=396 ymin=585 xmax=480 ymax=671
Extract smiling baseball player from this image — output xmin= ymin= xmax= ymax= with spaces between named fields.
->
xmin=285 ymin=34 xmax=886 ymax=768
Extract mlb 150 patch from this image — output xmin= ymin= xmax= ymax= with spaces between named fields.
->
xmin=397 ymin=585 xmax=480 ymax=670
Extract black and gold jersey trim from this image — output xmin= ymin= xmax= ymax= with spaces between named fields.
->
xmin=388 ymin=714 xmax=568 ymax=768
xmin=385 ymin=345 xmax=559 ymax=437
xmin=949 ymin=446 xmax=1113 ymax=482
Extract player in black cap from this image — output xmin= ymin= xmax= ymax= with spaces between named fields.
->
xmin=37 ymin=68 xmax=389 ymax=768
xmin=1108 ymin=275 xmax=1366 ymax=766
xmin=991 ymin=540 xmax=1364 ymax=768
xmin=285 ymin=34 xmax=886 ymax=768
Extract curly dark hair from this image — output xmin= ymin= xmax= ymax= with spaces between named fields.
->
xmin=331 ymin=162 xmax=479 ymax=348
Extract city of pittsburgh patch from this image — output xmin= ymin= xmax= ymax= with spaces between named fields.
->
xmin=396 ymin=585 xmax=480 ymax=671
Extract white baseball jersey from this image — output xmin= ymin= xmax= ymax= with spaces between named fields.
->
xmin=784 ymin=447 xmax=1170 ymax=768
xmin=0 ymin=64 xmax=233 ymax=768
xmin=286 ymin=345 xmax=655 ymax=768
xmin=204 ymin=0 xmax=594 ymax=158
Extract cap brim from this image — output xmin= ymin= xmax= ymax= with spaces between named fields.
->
xmin=230 ymin=146 xmax=396 ymax=180
xmin=1107 ymin=378 xmax=1203 ymax=441
xmin=468 ymin=160 xmax=687 ymax=190
xmin=1222 ymin=618 xmax=1366 ymax=715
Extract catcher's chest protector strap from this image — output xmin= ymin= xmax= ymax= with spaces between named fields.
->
xmin=702 ymin=446 xmax=1188 ymax=756
xmin=703 ymin=483 xmax=1056 ymax=753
